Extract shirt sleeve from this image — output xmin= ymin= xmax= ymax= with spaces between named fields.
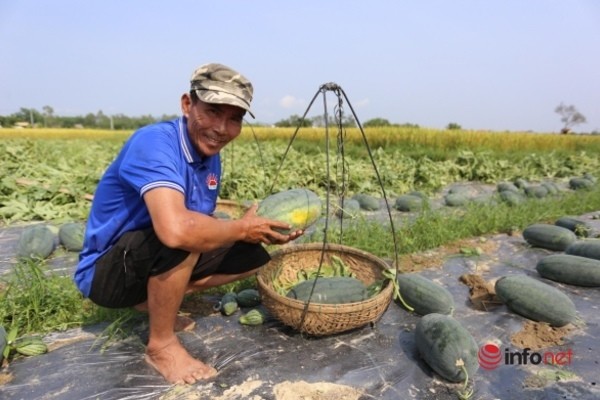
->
xmin=118 ymin=126 xmax=185 ymax=196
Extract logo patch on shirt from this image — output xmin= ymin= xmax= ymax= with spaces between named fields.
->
xmin=206 ymin=173 xmax=219 ymax=190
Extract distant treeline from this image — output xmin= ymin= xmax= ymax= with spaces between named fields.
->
xmin=0 ymin=107 xmax=179 ymax=130
xmin=1 ymin=107 xmax=421 ymax=130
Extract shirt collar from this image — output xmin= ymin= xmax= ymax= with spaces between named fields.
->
xmin=178 ymin=117 xmax=205 ymax=164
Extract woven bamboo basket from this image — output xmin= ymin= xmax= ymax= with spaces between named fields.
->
xmin=257 ymin=243 xmax=393 ymax=336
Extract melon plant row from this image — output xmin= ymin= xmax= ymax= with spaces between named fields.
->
xmin=492 ymin=216 xmax=600 ymax=326
xmin=388 ymin=211 xmax=599 ymax=395
xmin=1 ymin=136 xmax=599 ymax=223
xmin=344 ymin=173 xmax=598 ymax=215
xmin=488 ymin=216 xmax=600 ymax=330
xmin=522 ymin=217 xmax=600 ymax=288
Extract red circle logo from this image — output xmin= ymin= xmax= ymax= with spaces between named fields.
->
xmin=478 ymin=343 xmax=502 ymax=370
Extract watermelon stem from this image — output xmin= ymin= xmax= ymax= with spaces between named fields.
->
xmin=456 ymin=361 xmax=474 ymax=400
xmin=382 ymin=269 xmax=414 ymax=312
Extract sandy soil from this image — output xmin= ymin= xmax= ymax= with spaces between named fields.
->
xmin=157 ymin=379 xmax=363 ymax=400
xmin=459 ymin=273 xmax=501 ymax=311
xmin=511 ymin=321 xmax=576 ymax=350
xmin=273 ymin=380 xmax=363 ymax=400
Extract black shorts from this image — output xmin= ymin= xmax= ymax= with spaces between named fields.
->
xmin=88 ymin=228 xmax=270 ymax=308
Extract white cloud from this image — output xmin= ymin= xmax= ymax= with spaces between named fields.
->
xmin=279 ymin=95 xmax=304 ymax=109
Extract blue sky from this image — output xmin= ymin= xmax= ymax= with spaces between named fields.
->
xmin=1 ymin=1 xmax=599 ymax=132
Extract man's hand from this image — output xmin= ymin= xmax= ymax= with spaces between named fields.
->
xmin=144 ymin=187 xmax=303 ymax=252
xmin=240 ymin=204 xmax=304 ymax=245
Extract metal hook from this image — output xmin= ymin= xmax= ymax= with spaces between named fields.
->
xmin=320 ymin=82 xmax=341 ymax=92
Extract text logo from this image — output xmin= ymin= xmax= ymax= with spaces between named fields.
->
xmin=478 ymin=343 xmax=574 ymax=370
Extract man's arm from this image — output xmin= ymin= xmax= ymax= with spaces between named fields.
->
xmin=144 ymin=187 xmax=301 ymax=252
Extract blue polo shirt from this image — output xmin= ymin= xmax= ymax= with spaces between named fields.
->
xmin=74 ymin=117 xmax=221 ymax=297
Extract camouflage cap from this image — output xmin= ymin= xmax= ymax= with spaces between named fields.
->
xmin=190 ymin=63 xmax=254 ymax=118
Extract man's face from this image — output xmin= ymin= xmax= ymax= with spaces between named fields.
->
xmin=181 ymin=93 xmax=245 ymax=157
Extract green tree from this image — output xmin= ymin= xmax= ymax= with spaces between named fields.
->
xmin=14 ymin=108 xmax=42 ymax=126
xmin=555 ymin=103 xmax=586 ymax=134
xmin=363 ymin=118 xmax=391 ymax=127
xmin=399 ymin=122 xmax=420 ymax=128
xmin=446 ymin=122 xmax=462 ymax=130
xmin=42 ymin=105 xmax=54 ymax=127
xmin=0 ymin=108 xmax=177 ymax=129
xmin=274 ymin=114 xmax=312 ymax=128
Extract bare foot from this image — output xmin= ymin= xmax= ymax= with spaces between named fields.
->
xmin=145 ymin=337 xmax=217 ymax=384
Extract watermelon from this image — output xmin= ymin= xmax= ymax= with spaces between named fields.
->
xmin=16 ymin=225 xmax=56 ymax=260
xmin=59 ymin=222 xmax=86 ymax=252
xmin=256 ymin=188 xmax=322 ymax=233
